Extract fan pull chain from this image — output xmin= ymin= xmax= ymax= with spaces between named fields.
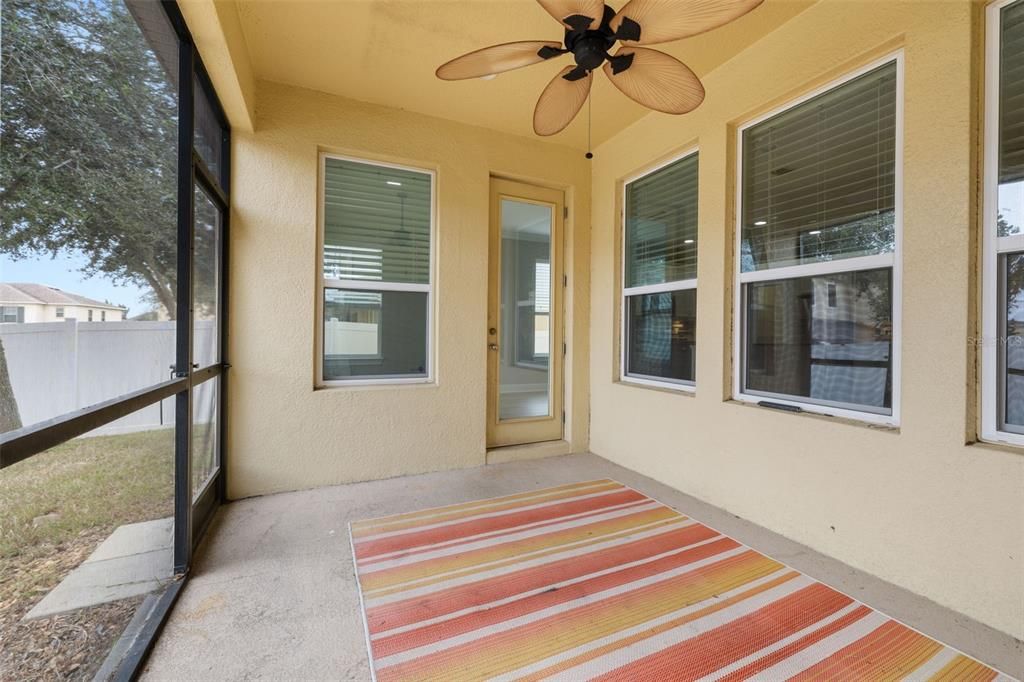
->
xmin=585 ymin=92 xmax=593 ymax=160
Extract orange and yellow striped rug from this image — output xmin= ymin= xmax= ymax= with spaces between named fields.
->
xmin=349 ymin=479 xmax=1012 ymax=681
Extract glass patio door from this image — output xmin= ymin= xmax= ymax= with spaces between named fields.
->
xmin=487 ymin=178 xmax=564 ymax=448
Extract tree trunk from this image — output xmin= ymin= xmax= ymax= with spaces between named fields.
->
xmin=0 ymin=337 xmax=23 ymax=433
xmin=139 ymin=268 xmax=176 ymax=321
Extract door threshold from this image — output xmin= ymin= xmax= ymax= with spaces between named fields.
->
xmin=486 ymin=439 xmax=572 ymax=464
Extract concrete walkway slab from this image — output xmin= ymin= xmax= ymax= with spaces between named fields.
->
xmin=88 ymin=517 xmax=173 ymax=562
xmin=25 ymin=517 xmax=175 ymax=620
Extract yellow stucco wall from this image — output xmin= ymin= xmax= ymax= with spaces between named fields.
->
xmin=589 ymin=0 xmax=1024 ymax=640
xmin=226 ymin=81 xmax=591 ymax=498
xmin=178 ymin=0 xmax=256 ymax=131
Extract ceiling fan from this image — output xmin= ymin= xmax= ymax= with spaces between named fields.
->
xmin=436 ymin=0 xmax=763 ymax=138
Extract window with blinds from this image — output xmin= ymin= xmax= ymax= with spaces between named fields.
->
xmin=319 ymin=155 xmax=434 ymax=384
xmin=622 ymin=151 xmax=699 ymax=388
xmin=999 ymin=0 xmax=1024 ymax=238
xmin=625 ymin=154 xmax=699 ymax=287
xmin=741 ymin=62 xmax=897 ymax=272
xmin=986 ymin=0 xmax=1024 ymax=440
xmin=736 ymin=58 xmax=900 ymax=420
xmin=323 ymin=157 xmax=432 ymax=284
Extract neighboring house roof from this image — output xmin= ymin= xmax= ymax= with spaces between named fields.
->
xmin=0 ymin=283 xmax=126 ymax=310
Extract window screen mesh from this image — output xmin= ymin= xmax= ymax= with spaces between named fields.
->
xmin=323 ymin=158 xmax=431 ymax=284
xmin=193 ymin=75 xmax=223 ymax=183
xmin=625 ymin=154 xmax=699 ymax=288
xmin=741 ymin=62 xmax=897 ymax=272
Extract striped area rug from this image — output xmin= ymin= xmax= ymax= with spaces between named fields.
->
xmin=349 ymin=479 xmax=1011 ymax=681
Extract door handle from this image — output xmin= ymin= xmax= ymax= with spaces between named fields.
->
xmin=488 ymin=343 xmax=499 ymax=351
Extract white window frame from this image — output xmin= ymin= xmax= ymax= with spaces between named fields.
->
xmin=315 ymin=152 xmax=437 ymax=388
xmin=619 ymin=146 xmax=699 ymax=393
xmin=0 ymin=306 xmax=23 ymax=323
xmin=732 ymin=52 xmax=904 ymax=426
xmin=512 ymin=260 xmax=551 ymax=369
xmin=982 ymin=0 xmax=1024 ymax=445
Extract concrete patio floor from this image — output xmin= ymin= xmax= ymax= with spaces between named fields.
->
xmin=140 ymin=453 xmax=1023 ymax=680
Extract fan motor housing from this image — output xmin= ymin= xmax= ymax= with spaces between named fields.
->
xmin=563 ymin=4 xmax=617 ymax=72
xmin=570 ymin=34 xmax=613 ymax=70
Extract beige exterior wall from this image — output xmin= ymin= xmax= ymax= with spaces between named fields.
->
xmin=0 ymin=303 xmax=124 ymax=323
xmin=226 ymin=81 xmax=591 ymax=499
xmin=60 ymin=305 xmax=124 ymax=322
xmin=589 ymin=0 xmax=1024 ymax=639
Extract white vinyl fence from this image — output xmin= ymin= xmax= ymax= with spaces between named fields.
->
xmin=0 ymin=319 xmax=217 ymax=436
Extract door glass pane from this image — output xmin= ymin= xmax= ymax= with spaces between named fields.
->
xmin=626 ymin=289 xmax=696 ymax=383
xmin=499 ymin=199 xmax=552 ymax=421
xmin=193 ymin=185 xmax=220 ymax=368
xmin=744 ymin=268 xmax=893 ymax=412
xmin=192 ymin=377 xmax=219 ymax=497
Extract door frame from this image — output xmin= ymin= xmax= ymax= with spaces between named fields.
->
xmin=487 ymin=177 xmax=565 ymax=448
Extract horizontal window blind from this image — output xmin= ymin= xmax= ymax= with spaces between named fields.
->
xmin=742 ymin=62 xmax=897 ymax=272
xmin=625 ymin=153 xmax=699 ymax=288
xmin=323 ymin=157 xmax=431 ymax=284
xmin=535 ymin=262 xmax=551 ymax=314
xmin=1002 ymin=0 xmax=1024 ymax=186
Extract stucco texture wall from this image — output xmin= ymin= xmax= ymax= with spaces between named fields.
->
xmin=227 ymin=81 xmax=590 ymax=499
xmin=589 ymin=0 xmax=1024 ymax=640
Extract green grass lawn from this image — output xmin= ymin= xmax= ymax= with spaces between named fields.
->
xmin=0 ymin=428 xmax=184 ymax=679
xmin=0 ymin=428 xmax=175 ymax=609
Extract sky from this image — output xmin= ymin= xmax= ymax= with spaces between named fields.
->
xmin=0 ymin=251 xmax=151 ymax=314
xmin=1002 ymin=180 xmax=1024 ymax=235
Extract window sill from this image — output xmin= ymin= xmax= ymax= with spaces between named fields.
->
xmin=618 ymin=376 xmax=696 ymax=396
xmin=977 ymin=429 xmax=1024 ymax=450
xmin=728 ymin=394 xmax=899 ymax=431
xmin=315 ymin=377 xmax=436 ymax=391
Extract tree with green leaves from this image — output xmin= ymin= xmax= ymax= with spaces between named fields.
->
xmin=0 ymin=0 xmax=216 ymax=429
xmin=1 ymin=0 xmax=180 ymax=316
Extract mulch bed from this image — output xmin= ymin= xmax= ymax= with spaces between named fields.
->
xmin=0 ymin=529 xmax=140 ymax=682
